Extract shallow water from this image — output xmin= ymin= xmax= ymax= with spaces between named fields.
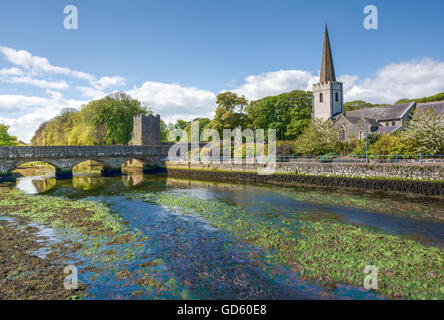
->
xmin=10 ymin=173 xmax=444 ymax=299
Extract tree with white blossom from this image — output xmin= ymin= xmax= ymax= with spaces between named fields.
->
xmin=401 ymin=108 xmax=444 ymax=155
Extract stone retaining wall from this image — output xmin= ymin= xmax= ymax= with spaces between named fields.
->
xmin=167 ymin=161 xmax=444 ymax=181
xmin=166 ymin=161 xmax=444 ymax=196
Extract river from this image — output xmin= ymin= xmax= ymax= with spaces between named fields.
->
xmin=6 ymin=173 xmax=444 ymax=300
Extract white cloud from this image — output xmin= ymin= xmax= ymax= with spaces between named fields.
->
xmin=1 ymin=43 xmax=444 ymax=143
xmin=233 ymin=70 xmax=317 ymax=100
xmin=127 ymin=81 xmax=216 ymax=122
xmin=0 ymin=46 xmax=126 ymax=91
xmin=93 ymin=76 xmax=126 ymax=90
xmin=2 ymin=76 xmax=69 ymax=90
xmin=0 ymin=67 xmax=24 ymax=76
xmin=230 ymin=58 xmax=444 ymax=104
xmin=343 ymin=58 xmax=444 ymax=103
xmin=0 ymin=93 xmax=87 ymax=142
xmin=77 ymin=86 xmax=107 ymax=99
xmin=0 ymin=46 xmax=94 ymax=81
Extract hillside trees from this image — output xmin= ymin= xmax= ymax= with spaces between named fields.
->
xmin=31 ymin=92 xmax=148 ymax=146
xmin=0 ymin=123 xmax=19 ymax=146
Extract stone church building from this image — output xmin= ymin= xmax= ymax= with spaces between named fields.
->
xmin=312 ymin=25 xmax=443 ymax=141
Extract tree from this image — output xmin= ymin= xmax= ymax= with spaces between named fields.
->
xmin=31 ymin=92 xmax=147 ymax=146
xmin=400 ymin=108 xmax=444 ymax=154
xmin=184 ymin=118 xmax=211 ymax=140
xmin=368 ymin=134 xmax=409 ymax=155
xmin=31 ymin=121 xmax=48 ymax=146
xmin=294 ymin=119 xmax=339 ymax=155
xmin=352 ymin=133 xmax=380 ymax=155
xmin=207 ymin=92 xmax=248 ymax=133
xmin=395 ymin=92 xmax=444 ymax=104
xmin=90 ymin=92 xmax=148 ymax=145
xmin=0 ymin=123 xmax=19 ymax=146
xmin=245 ymin=90 xmax=312 ymax=140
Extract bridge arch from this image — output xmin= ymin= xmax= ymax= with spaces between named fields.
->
xmin=72 ymin=159 xmax=105 ymax=175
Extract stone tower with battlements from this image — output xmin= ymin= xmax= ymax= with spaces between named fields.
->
xmin=312 ymin=25 xmax=344 ymax=120
xmin=130 ymin=114 xmax=161 ymax=146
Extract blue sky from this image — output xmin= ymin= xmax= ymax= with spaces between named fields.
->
xmin=1 ymin=0 xmax=444 ymax=142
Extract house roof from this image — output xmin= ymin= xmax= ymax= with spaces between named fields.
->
xmin=416 ymin=100 xmax=444 ymax=115
xmin=344 ymin=102 xmax=416 ymax=121
xmin=376 ymin=126 xmax=400 ymax=135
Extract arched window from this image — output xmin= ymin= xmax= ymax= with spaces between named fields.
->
xmin=320 ymin=93 xmax=323 ymax=103
xmin=335 ymin=92 xmax=339 ymax=102
xmin=339 ymin=126 xmax=346 ymax=142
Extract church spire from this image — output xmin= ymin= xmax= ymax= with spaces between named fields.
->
xmin=320 ymin=24 xmax=336 ymax=83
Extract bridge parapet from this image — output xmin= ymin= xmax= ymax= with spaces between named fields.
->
xmin=0 ymin=145 xmax=171 ymax=160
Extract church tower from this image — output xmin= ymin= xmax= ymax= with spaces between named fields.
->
xmin=312 ymin=25 xmax=343 ymax=120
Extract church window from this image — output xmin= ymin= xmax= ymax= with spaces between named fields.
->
xmin=335 ymin=92 xmax=338 ymax=102
xmin=320 ymin=93 xmax=323 ymax=103
xmin=339 ymin=126 xmax=346 ymax=142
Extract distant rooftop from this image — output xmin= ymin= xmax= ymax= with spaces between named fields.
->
xmin=416 ymin=100 xmax=444 ymax=115
xmin=344 ymin=102 xmax=415 ymax=121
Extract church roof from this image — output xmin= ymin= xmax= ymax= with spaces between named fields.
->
xmin=344 ymin=102 xmax=416 ymax=121
xmin=319 ymin=25 xmax=336 ymax=83
xmin=376 ymin=126 xmax=401 ymax=135
xmin=416 ymin=100 xmax=444 ymax=115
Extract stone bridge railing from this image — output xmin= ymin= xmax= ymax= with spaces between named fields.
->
xmin=0 ymin=145 xmax=175 ymax=178
xmin=0 ymin=145 xmax=171 ymax=160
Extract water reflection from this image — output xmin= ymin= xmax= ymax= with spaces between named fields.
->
xmin=73 ymin=176 xmax=105 ymax=191
xmin=122 ymin=173 xmax=144 ymax=187
xmin=15 ymin=173 xmax=151 ymax=194
xmin=15 ymin=176 xmax=57 ymax=194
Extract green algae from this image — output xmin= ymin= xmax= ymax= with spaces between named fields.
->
xmin=276 ymin=187 xmax=444 ymax=223
xmin=128 ymin=191 xmax=444 ymax=300
xmin=0 ymin=188 xmax=168 ymax=299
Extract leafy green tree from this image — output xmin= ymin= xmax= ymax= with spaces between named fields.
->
xmin=31 ymin=93 xmax=148 ymax=146
xmin=207 ymin=92 xmax=248 ymax=133
xmin=184 ymin=118 xmax=211 ymax=140
xmin=368 ymin=134 xmax=409 ymax=155
xmin=400 ymin=108 xmax=444 ymax=154
xmin=245 ymin=90 xmax=312 ymax=140
xmin=0 ymin=123 xmax=19 ymax=146
xmin=31 ymin=122 xmax=48 ymax=146
xmin=174 ymin=120 xmax=189 ymax=130
xmin=160 ymin=120 xmax=169 ymax=142
xmin=294 ymin=119 xmax=339 ymax=155
xmin=90 ymin=92 xmax=148 ymax=145
xmin=352 ymin=133 xmax=380 ymax=155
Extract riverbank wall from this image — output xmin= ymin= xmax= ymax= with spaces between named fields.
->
xmin=166 ymin=161 xmax=444 ymax=196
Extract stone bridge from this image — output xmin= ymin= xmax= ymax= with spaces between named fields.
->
xmin=0 ymin=145 xmax=174 ymax=178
